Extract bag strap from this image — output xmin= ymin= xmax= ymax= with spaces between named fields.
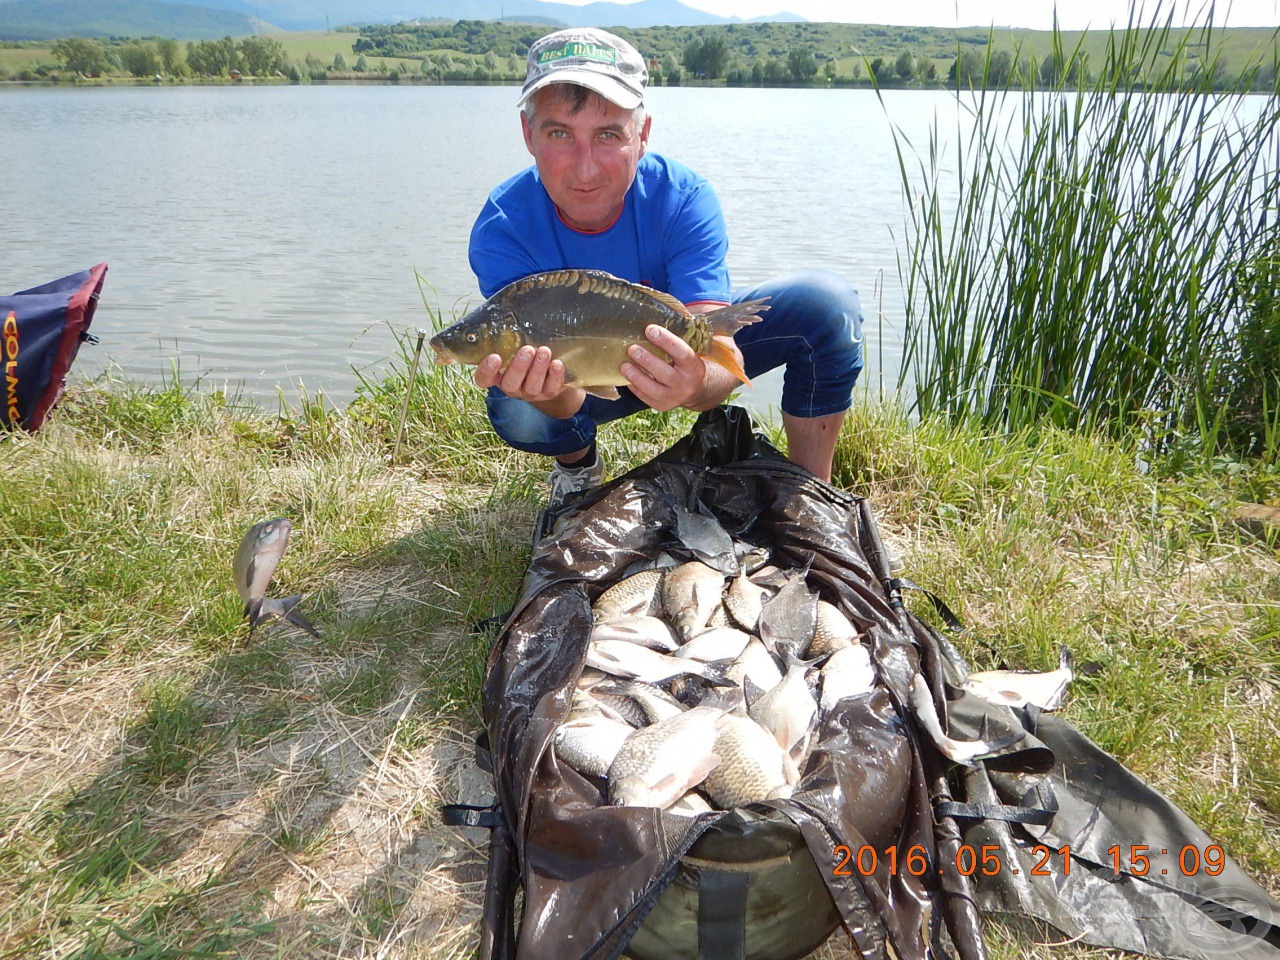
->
xmin=698 ymin=868 xmax=749 ymax=960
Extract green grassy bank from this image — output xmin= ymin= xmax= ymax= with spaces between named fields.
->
xmin=0 ymin=360 xmax=1275 ymax=958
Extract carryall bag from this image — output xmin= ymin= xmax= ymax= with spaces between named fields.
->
xmin=460 ymin=407 xmax=1280 ymax=960
xmin=2 ymin=263 xmax=107 ymax=431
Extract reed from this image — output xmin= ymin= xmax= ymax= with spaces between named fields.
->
xmin=891 ymin=4 xmax=1280 ymax=450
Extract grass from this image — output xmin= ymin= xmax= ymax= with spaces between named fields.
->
xmin=0 ymin=356 xmax=1275 ymax=959
xmin=889 ymin=4 xmax=1280 ymax=453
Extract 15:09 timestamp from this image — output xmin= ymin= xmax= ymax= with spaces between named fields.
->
xmin=832 ymin=843 xmax=1227 ymax=878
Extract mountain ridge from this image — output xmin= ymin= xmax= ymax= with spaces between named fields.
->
xmin=0 ymin=0 xmax=805 ymax=39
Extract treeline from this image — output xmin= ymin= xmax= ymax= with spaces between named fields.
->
xmin=351 ymin=19 xmax=1279 ymax=91
xmin=35 ymin=35 xmax=295 ymax=79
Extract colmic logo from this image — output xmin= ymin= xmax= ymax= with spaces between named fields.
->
xmin=538 ymin=42 xmax=617 ymax=65
xmin=3 ymin=311 xmax=19 ymax=425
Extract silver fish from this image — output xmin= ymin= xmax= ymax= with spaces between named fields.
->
xmin=668 ymin=496 xmax=738 ymax=576
xmin=667 ymin=791 xmax=716 ymax=817
xmin=611 ymin=680 xmax=688 ymax=724
xmin=819 ymin=644 xmax=876 ymax=711
xmin=961 ymin=646 xmax=1074 ymax=711
xmin=661 ymin=561 xmax=726 ymax=641
xmin=586 ymin=639 xmax=734 ymax=686
xmin=725 ymin=571 xmax=770 ymax=633
xmin=592 ymin=569 xmax=664 ymax=622
xmin=591 ymin=615 xmax=680 ymax=653
xmin=675 ymin=626 xmax=753 ymax=664
xmin=703 ymin=712 xmax=798 ymax=808
xmin=746 ymin=650 xmax=817 ymax=754
xmin=908 ymin=674 xmax=1023 ymax=765
xmin=608 ymin=705 xmax=724 ymax=808
xmin=554 ymin=708 xmax=636 ymax=778
xmin=232 ymin=518 xmax=318 ymax=637
xmin=810 ymin=600 xmax=858 ymax=658
xmin=726 ymin=638 xmax=783 ymax=692
xmin=757 ymin=570 xmax=818 ymax=658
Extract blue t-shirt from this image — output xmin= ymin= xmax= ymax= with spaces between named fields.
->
xmin=468 ymin=152 xmax=731 ymax=305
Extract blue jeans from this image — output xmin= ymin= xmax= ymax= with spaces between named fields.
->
xmin=486 ymin=270 xmax=864 ymax=456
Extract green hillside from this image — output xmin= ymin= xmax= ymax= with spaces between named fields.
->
xmin=1 ymin=17 xmax=1276 ymax=88
xmin=0 ymin=0 xmax=265 ymax=41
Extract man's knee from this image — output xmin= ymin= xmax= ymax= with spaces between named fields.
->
xmin=485 ymin=389 xmax=594 ymax=455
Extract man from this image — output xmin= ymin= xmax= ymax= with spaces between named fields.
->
xmin=469 ymin=27 xmax=863 ymax=507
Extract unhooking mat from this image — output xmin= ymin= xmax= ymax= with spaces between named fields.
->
xmin=463 ymin=406 xmax=1280 ymax=960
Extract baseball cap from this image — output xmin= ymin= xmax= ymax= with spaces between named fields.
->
xmin=518 ymin=28 xmax=648 ymax=111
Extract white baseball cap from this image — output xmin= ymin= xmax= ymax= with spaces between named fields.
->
xmin=518 ymin=28 xmax=648 ymax=111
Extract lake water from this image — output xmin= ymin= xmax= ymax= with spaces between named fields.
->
xmin=4 ymin=84 xmax=960 ymax=416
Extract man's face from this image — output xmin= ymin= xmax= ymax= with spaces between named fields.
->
xmin=522 ymin=87 xmax=651 ymax=233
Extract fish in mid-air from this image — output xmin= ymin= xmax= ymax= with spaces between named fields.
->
xmin=429 ymin=270 xmax=769 ymax=400
xmin=232 ymin=518 xmax=319 ymax=638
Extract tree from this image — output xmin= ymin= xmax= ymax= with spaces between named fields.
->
xmin=238 ymin=36 xmax=286 ymax=76
xmin=156 ymin=38 xmax=183 ymax=75
xmin=788 ymin=47 xmax=817 ymax=81
xmin=683 ymin=34 xmax=729 ymax=79
xmin=186 ymin=36 xmax=237 ymax=76
xmin=988 ymin=49 xmax=1012 ymax=85
xmin=763 ymin=57 xmax=788 ymax=84
xmin=354 ymin=54 xmax=368 ymax=72
xmin=662 ymin=52 xmax=681 ymax=85
xmin=50 ymin=38 xmax=108 ymax=76
xmin=894 ymin=50 xmax=914 ymax=81
xmin=823 ymin=60 xmax=836 ymax=82
xmin=119 ymin=41 xmax=160 ymax=78
xmin=949 ymin=50 xmax=984 ymax=86
xmin=332 ymin=52 xmax=348 ymax=72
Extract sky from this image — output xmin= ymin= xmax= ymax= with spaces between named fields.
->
xmin=564 ymin=0 xmax=1280 ymax=30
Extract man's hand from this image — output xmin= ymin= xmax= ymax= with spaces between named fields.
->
xmin=475 ymin=345 xmax=585 ymax=419
xmin=621 ymin=325 xmax=738 ymax=413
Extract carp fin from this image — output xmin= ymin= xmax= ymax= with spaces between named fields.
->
xmin=704 ymin=337 xmax=753 ymax=386
xmin=705 ymin=298 xmax=770 ymax=336
xmin=583 ymin=385 xmax=622 ymax=400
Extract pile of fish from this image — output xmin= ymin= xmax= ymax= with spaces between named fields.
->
xmin=552 ymin=498 xmax=1051 ymax=815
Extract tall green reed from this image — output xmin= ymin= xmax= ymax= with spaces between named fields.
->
xmin=890 ymin=5 xmax=1280 ymax=450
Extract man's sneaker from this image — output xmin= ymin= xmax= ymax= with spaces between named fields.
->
xmin=547 ymin=453 xmax=606 ymax=512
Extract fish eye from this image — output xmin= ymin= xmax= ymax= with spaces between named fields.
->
xmin=466 ymin=332 xmax=478 ymax=343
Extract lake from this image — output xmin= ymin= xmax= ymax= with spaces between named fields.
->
xmin=4 ymin=83 xmax=960 ymax=416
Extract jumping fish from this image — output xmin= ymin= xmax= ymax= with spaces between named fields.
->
xmin=430 ymin=270 xmax=769 ymax=400
xmin=232 ymin=518 xmax=319 ymax=638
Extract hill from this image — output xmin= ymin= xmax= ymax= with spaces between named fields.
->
xmin=191 ymin=0 xmax=805 ymax=31
xmin=0 ymin=0 xmax=265 ymax=40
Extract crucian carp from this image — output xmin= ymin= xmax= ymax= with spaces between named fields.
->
xmin=429 ymin=270 xmax=769 ymax=400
